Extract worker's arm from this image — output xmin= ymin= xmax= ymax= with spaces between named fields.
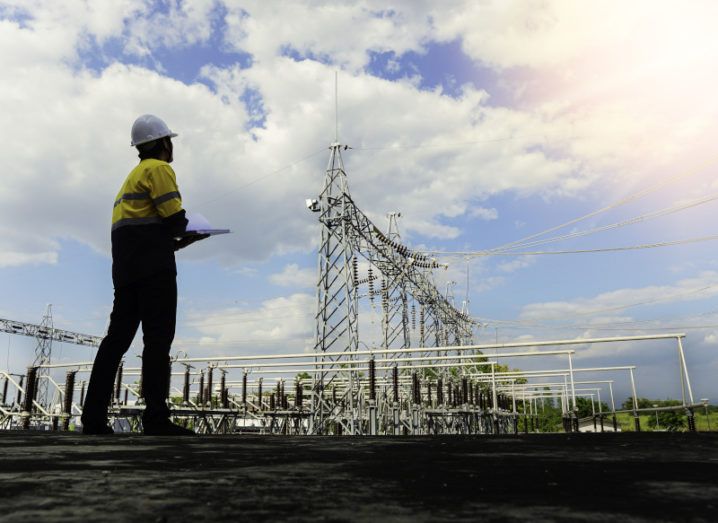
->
xmin=148 ymin=163 xmax=188 ymax=237
xmin=174 ymin=234 xmax=210 ymax=251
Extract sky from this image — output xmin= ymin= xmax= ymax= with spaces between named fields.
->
xmin=1 ymin=0 xmax=718 ymax=405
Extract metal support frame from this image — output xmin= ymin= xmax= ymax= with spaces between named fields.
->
xmin=309 ymin=143 xmax=474 ymax=434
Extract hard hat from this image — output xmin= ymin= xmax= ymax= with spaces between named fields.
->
xmin=130 ymin=114 xmax=178 ymax=147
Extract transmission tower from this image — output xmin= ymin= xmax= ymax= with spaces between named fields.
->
xmin=309 ymin=142 xmax=477 ymax=435
xmin=380 ymin=212 xmax=410 ymax=355
xmin=32 ymin=304 xmax=53 ymax=408
xmin=312 ymin=142 xmax=360 ymax=434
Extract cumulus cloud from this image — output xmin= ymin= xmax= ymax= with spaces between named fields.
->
xmin=497 ymin=256 xmax=536 ymax=274
xmin=2 ymin=0 xmax=718 ymax=271
xmin=222 ymin=1 xmax=432 ymax=71
xmin=0 ymin=228 xmax=59 ymax=268
xmin=0 ymin=19 xmax=582 ymax=268
xmin=520 ymin=271 xmax=718 ymax=322
xmin=469 ymin=207 xmax=498 ymax=221
xmin=269 ymin=263 xmax=315 ymax=288
xmin=123 ymin=0 xmax=218 ymax=57
xmin=181 ymin=293 xmax=315 ymax=356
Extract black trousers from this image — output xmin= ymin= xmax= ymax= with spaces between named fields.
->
xmin=82 ymin=273 xmax=177 ymax=425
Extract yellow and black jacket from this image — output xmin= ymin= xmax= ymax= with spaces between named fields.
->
xmin=111 ymin=159 xmax=188 ymax=287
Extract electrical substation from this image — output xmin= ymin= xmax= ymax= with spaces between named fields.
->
xmin=0 ymin=143 xmax=706 ymax=436
xmin=1 ymin=143 xmax=717 ymax=523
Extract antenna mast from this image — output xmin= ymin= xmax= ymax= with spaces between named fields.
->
xmin=334 ymin=71 xmax=339 ymax=143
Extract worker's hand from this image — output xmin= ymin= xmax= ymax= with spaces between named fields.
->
xmin=174 ymin=234 xmax=210 ymax=251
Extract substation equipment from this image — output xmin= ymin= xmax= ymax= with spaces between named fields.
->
xmin=0 ymin=144 xmax=705 ymax=434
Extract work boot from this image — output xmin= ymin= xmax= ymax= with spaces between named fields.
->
xmin=143 ymin=419 xmax=195 ymax=436
xmin=82 ymin=422 xmax=114 ymax=435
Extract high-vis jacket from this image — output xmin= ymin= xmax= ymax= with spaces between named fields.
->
xmin=111 ymin=159 xmax=188 ymax=288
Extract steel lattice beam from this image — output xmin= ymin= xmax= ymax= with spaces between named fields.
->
xmin=0 ymin=317 xmax=102 ymax=348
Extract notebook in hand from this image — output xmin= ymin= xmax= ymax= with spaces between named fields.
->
xmin=181 ymin=212 xmax=231 ymax=237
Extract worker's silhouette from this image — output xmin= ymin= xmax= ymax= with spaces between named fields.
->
xmin=82 ymin=114 xmax=204 ymax=435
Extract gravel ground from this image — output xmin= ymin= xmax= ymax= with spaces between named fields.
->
xmin=1 ymin=431 xmax=717 ymax=522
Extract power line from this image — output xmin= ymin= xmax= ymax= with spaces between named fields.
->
xmin=422 ymin=234 xmax=718 ymax=257
xmin=484 ymin=155 xmax=718 ymax=254
xmin=500 ymin=323 xmax=718 ymax=333
xmin=491 ymin=192 xmax=718 ymax=253
xmin=474 ymin=284 xmax=718 ymax=326
xmin=352 ymin=134 xmax=536 ymax=151
xmin=193 ymin=148 xmax=326 ymax=209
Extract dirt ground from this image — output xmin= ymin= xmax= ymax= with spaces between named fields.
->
xmin=1 ymin=431 xmax=717 ymax=522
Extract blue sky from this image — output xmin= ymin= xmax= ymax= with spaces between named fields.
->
xmin=2 ymin=0 xmax=718 ymax=404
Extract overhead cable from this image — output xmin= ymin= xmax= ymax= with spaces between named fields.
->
xmin=484 ymin=155 xmax=718 ymax=254
xmin=194 ymin=148 xmax=326 ymax=209
xmin=489 ymin=192 xmax=718 ymax=253
xmin=421 ymin=234 xmax=718 ymax=258
xmin=352 ymin=134 xmax=530 ymax=151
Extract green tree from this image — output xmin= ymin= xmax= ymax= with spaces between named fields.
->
xmin=575 ymin=397 xmax=608 ymax=418
xmin=647 ymin=410 xmax=686 ymax=431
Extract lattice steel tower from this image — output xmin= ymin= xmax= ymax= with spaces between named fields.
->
xmin=309 ymin=140 xmax=477 ymax=434
xmin=312 ymin=142 xmax=360 ymax=434
xmin=32 ymin=304 xmax=53 ymax=408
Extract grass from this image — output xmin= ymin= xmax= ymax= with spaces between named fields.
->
xmin=613 ymin=410 xmax=718 ymax=432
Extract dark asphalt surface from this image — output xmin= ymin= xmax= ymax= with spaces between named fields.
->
xmin=1 ymin=431 xmax=717 ymax=522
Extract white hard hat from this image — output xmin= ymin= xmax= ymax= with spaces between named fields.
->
xmin=130 ymin=114 xmax=178 ymax=147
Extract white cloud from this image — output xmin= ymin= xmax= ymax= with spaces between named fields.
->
xmin=182 ymin=293 xmax=315 ymax=356
xmin=222 ymin=1 xmax=431 ymax=71
xmin=469 ymin=207 xmax=498 ymax=221
xmin=497 ymin=256 xmax=535 ymax=274
xmin=0 ymin=228 xmax=58 ymax=268
xmin=473 ymin=276 xmax=505 ymax=294
xmin=232 ymin=266 xmax=258 ymax=277
xmin=123 ymin=0 xmax=218 ymax=57
xmin=269 ymin=264 xmax=315 ymax=288
xmin=519 ymin=271 xmax=718 ymax=322
xmin=1 ymin=0 xmax=718 ymax=272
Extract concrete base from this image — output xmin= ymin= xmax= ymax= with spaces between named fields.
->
xmin=1 ymin=431 xmax=717 ymax=521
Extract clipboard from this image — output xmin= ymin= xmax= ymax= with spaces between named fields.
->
xmin=182 ymin=228 xmax=230 ymax=237
xmin=181 ymin=212 xmax=231 ymax=238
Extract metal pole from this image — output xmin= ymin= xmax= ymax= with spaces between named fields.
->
xmin=242 ymin=372 xmax=248 ymax=411
xmin=22 ymin=367 xmax=37 ymax=429
xmin=114 ymin=362 xmax=123 ymax=405
xmin=567 ymin=352 xmax=577 ymax=412
xmin=258 ymin=377 xmax=263 ymax=412
xmin=629 ymin=367 xmax=640 ymax=432
xmin=590 ymin=393 xmax=596 ymax=432
xmin=491 ymin=363 xmax=498 ymax=411
xmin=567 ymin=353 xmax=578 ymax=431
xmin=676 ymin=337 xmax=695 ymax=405
xmin=220 ymin=371 xmax=227 ymax=409
xmin=677 ymin=342 xmax=687 ymax=407
xmin=206 ymin=366 xmax=213 ymax=407
xmin=1 ymin=375 xmax=8 ymax=405
xmin=511 ymin=380 xmax=518 ymax=433
xmin=166 ymin=361 xmax=172 ymax=403
xmin=182 ymin=366 xmax=190 ymax=405
xmin=198 ymin=371 xmax=205 ymax=407
xmin=62 ymin=370 xmax=76 ymax=431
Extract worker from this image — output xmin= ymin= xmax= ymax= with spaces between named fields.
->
xmin=81 ymin=114 xmax=205 ymax=435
